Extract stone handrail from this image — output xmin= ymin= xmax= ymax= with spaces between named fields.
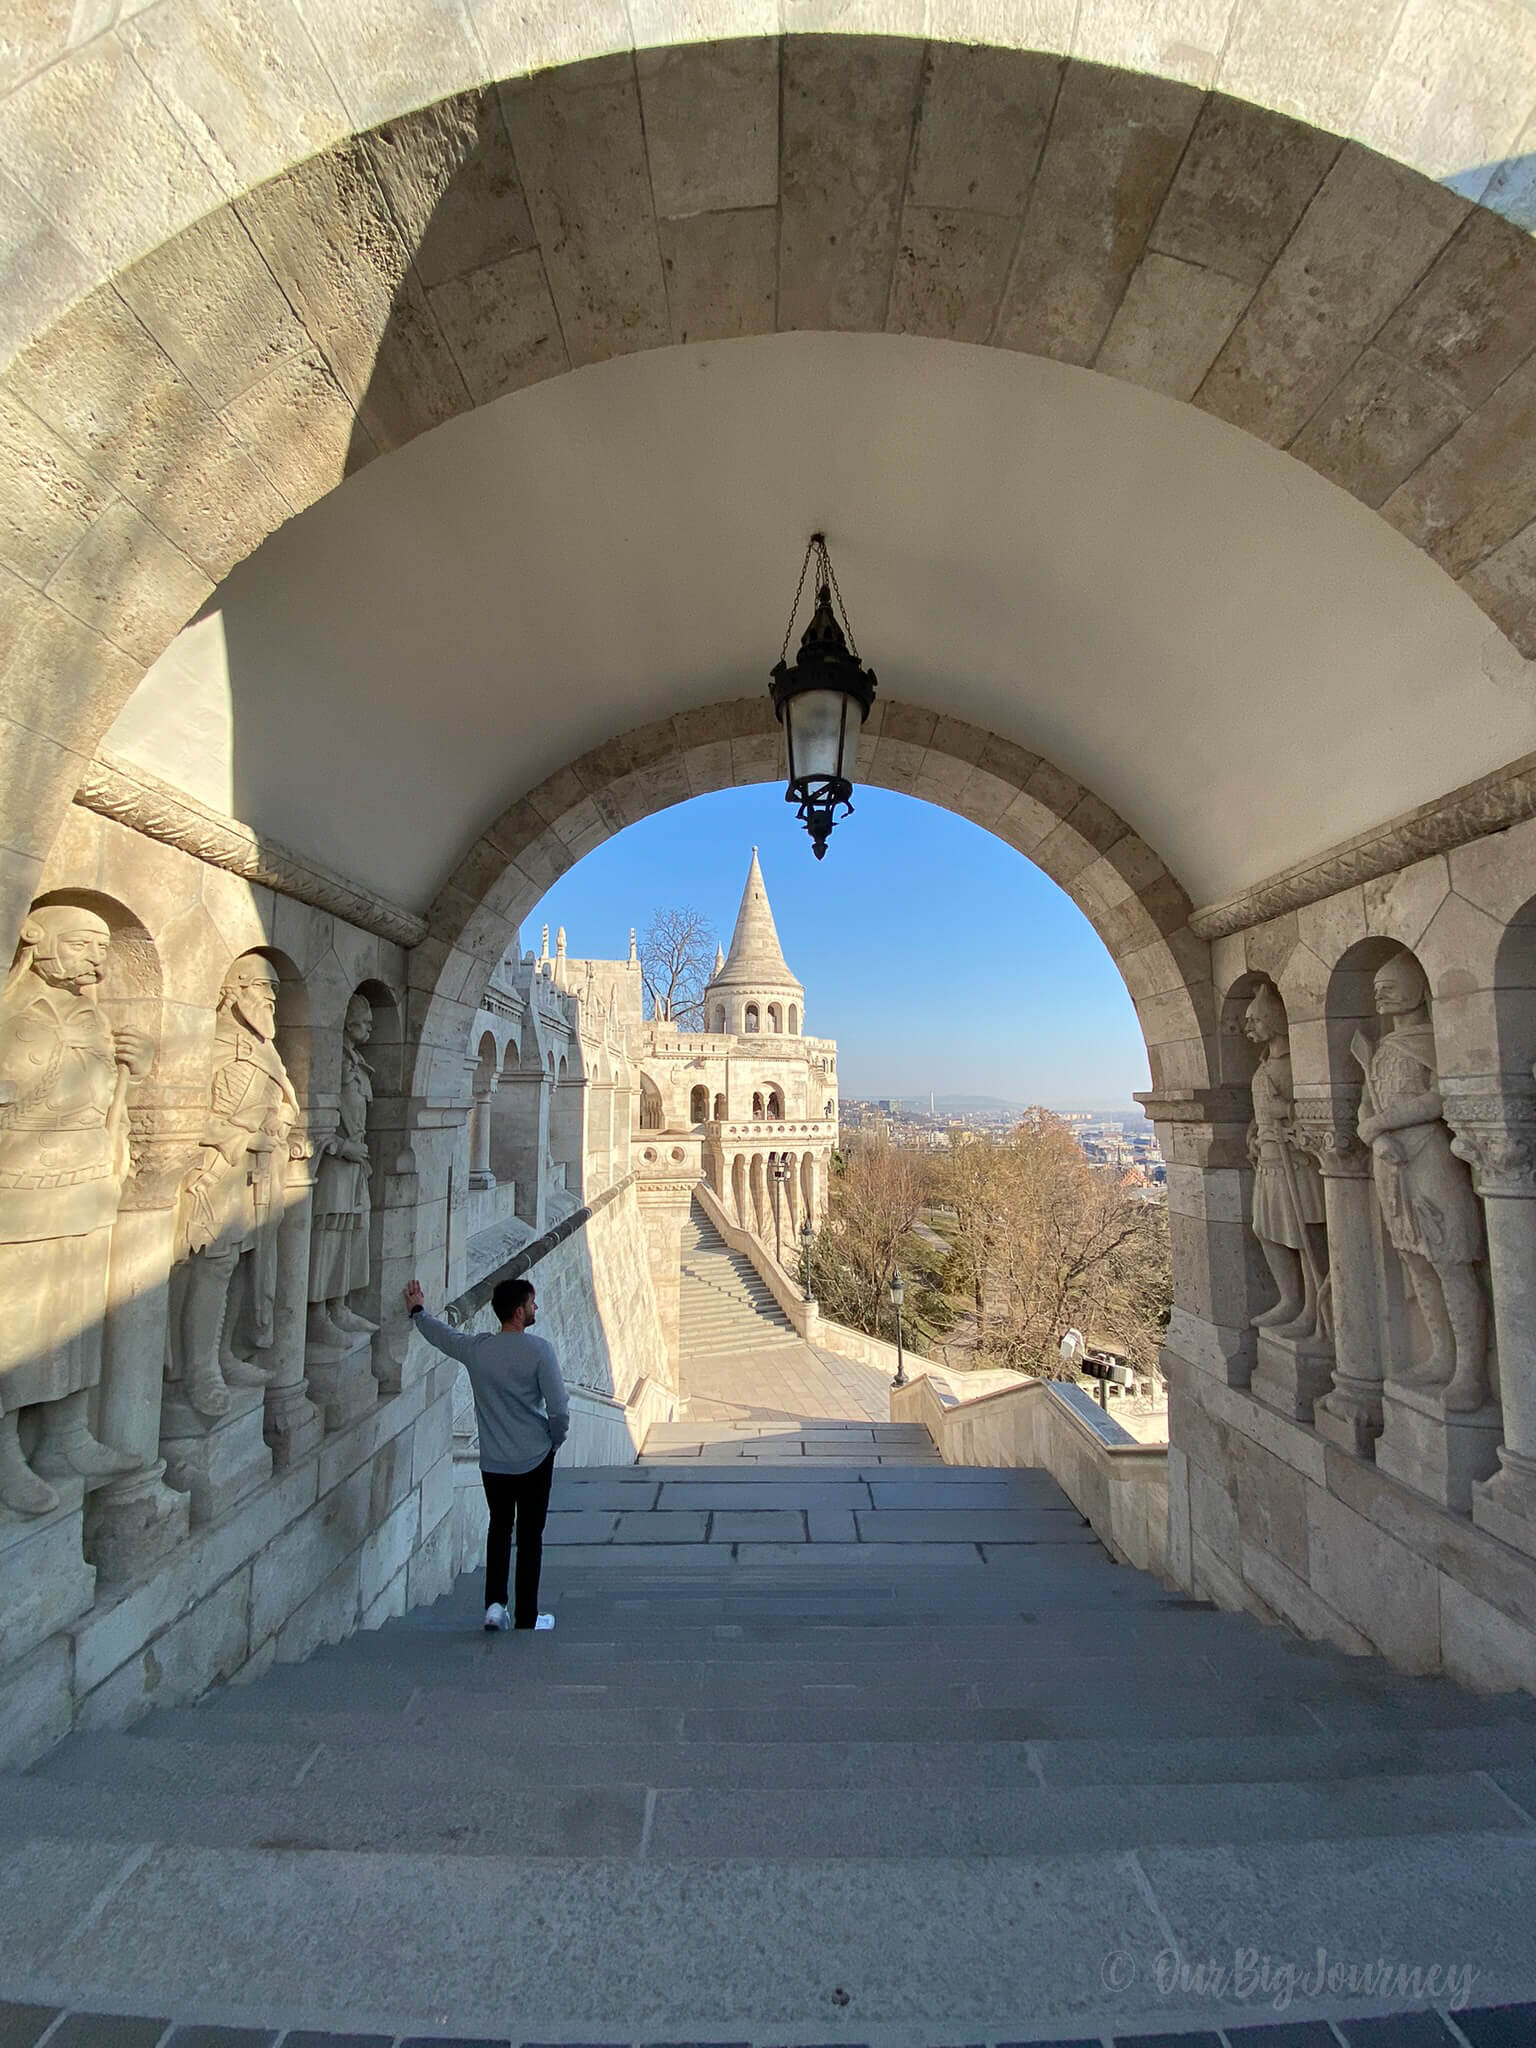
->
xmin=706 ymin=1120 xmax=837 ymax=1142
xmin=892 ymin=1371 xmax=1169 ymax=1577
xmin=444 ymin=1172 xmax=636 ymax=1325
xmin=692 ymin=1180 xmax=820 ymax=1337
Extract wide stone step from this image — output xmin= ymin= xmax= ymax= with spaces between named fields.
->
xmin=1 ymin=1769 xmax=1521 ymax=1861
xmin=9 ymin=1827 xmax=1536 ymax=2035
xmin=167 ymin=1681 xmax=1536 ymax=1744
xmin=44 ymin=1719 xmax=1536 ymax=1794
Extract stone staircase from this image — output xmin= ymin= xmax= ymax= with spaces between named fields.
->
xmin=679 ymin=1202 xmax=799 ymax=1360
xmin=4 ymin=1421 xmax=1536 ymax=2044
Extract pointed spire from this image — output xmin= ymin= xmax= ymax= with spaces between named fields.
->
xmin=556 ymin=926 xmax=566 ymax=958
xmin=629 ymin=928 xmax=637 ymax=962
xmin=707 ymin=849 xmax=803 ymax=995
xmin=540 ymin=924 xmax=549 ymax=961
xmin=713 ymin=943 xmax=725 ymax=975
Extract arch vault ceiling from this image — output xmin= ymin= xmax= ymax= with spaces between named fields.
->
xmin=110 ymin=331 xmax=1532 ymax=913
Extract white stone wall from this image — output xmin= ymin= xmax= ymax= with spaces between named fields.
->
xmin=2 ymin=1358 xmax=460 ymax=1771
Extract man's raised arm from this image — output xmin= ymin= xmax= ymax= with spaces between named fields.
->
xmin=403 ymin=1279 xmax=480 ymax=1367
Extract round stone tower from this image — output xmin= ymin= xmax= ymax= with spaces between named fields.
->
xmin=702 ymin=849 xmax=805 ymax=1038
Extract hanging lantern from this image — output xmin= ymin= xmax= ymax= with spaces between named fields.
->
xmin=769 ymin=533 xmax=877 ymax=860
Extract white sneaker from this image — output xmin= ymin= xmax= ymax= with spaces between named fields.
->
xmin=533 ymin=1612 xmax=556 ymax=1632
xmin=483 ymin=1602 xmax=510 ymax=1631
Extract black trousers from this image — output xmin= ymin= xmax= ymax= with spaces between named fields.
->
xmin=481 ymin=1453 xmax=555 ymax=1627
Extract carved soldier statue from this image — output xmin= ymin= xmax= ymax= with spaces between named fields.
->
xmin=169 ymin=956 xmax=299 ymax=1419
xmin=306 ymin=991 xmax=377 ymax=1351
xmin=1353 ymin=952 xmax=1489 ymax=1411
xmin=0 ymin=904 xmax=150 ymax=1515
xmin=1243 ymin=983 xmax=1329 ymax=1339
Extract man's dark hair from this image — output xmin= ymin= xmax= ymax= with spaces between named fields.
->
xmin=491 ymin=1276 xmax=535 ymax=1325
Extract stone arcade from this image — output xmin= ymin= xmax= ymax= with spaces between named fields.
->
xmin=3 ymin=2 xmax=1536 ymax=1761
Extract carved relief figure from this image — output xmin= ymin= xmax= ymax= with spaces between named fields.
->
xmin=1243 ymin=985 xmax=1329 ymax=1339
xmin=169 ymin=956 xmax=299 ymax=1419
xmin=307 ymin=992 xmax=377 ymax=1351
xmin=1353 ymin=953 xmax=1489 ymax=1411
xmin=0 ymin=905 xmax=149 ymax=1515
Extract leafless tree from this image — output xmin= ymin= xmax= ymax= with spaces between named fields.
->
xmin=639 ymin=907 xmax=718 ymax=1028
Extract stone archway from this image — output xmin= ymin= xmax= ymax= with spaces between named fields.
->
xmin=2 ymin=31 xmax=1534 ymax=954
xmin=407 ymin=699 xmax=1213 ymax=1106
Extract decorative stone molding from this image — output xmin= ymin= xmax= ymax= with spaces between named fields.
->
xmin=1446 ymin=1093 xmax=1536 ymax=1197
xmin=1292 ymin=1099 xmax=1371 ymax=1179
xmin=1190 ymin=751 xmax=1536 ymax=942
xmin=74 ymin=753 xmax=428 ymax=950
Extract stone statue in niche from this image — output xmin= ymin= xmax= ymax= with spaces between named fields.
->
xmin=169 ymin=956 xmax=299 ymax=1419
xmin=0 ymin=905 xmax=150 ymax=1515
xmin=1353 ymin=953 xmax=1489 ymax=1411
xmin=1243 ymin=984 xmax=1329 ymax=1339
xmin=306 ymin=992 xmax=377 ymax=1352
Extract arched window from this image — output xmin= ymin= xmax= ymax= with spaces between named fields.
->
xmin=788 ymin=1005 xmax=799 ymax=1034
xmin=767 ymin=1088 xmax=784 ymax=1119
xmin=639 ymin=1075 xmax=664 ymax=1131
xmin=713 ymin=1005 xmax=726 ymax=1033
xmin=689 ymin=1084 xmax=708 ymax=1124
xmin=744 ymin=1003 xmax=759 ymax=1033
xmin=767 ymin=1003 xmax=782 ymax=1032
xmin=825 ymin=1098 xmax=835 ymax=1118
xmin=713 ymin=1092 xmax=727 ymax=1119
xmin=752 ymin=1091 xmax=765 ymax=1119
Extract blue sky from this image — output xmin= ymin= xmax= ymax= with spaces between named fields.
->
xmin=527 ymin=785 xmax=1150 ymax=1110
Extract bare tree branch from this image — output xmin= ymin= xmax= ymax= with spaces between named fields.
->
xmin=639 ymin=907 xmax=718 ymax=1028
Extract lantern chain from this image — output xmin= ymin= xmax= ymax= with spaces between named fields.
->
xmin=777 ymin=533 xmax=860 ymax=665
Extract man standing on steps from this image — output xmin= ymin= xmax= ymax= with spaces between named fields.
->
xmin=404 ymin=1277 xmax=569 ymax=1633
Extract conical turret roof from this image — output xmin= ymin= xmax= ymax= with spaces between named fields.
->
xmin=707 ymin=849 xmax=803 ymax=995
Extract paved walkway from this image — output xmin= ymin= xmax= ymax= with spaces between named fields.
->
xmin=5 ymin=1421 xmax=1536 ymax=2044
xmin=678 ymin=1335 xmax=899 ymax=1425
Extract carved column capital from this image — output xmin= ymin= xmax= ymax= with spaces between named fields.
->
xmin=1291 ymin=1097 xmax=1370 ymax=1178
xmin=121 ymin=1105 xmax=205 ymax=1211
xmin=1445 ymin=1090 xmax=1536 ymax=1197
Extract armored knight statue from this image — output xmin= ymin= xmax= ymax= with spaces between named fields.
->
xmin=1243 ymin=983 xmax=1329 ymax=1339
xmin=1353 ymin=952 xmax=1489 ymax=1411
xmin=169 ymin=955 xmax=299 ymax=1419
xmin=0 ymin=904 xmax=149 ymax=1516
xmin=306 ymin=991 xmax=377 ymax=1352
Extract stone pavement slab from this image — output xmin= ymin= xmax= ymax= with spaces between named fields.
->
xmin=612 ymin=1513 xmax=710 ymax=1544
xmin=852 ymin=1510 xmax=1098 ymax=1544
xmin=707 ymin=1512 xmax=807 ymax=1542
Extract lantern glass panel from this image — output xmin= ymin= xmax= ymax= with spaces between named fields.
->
xmin=785 ymin=688 xmax=858 ymax=790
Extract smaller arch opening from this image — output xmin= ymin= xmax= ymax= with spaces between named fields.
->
xmin=752 ymin=1091 xmax=765 ymax=1119
xmin=713 ymin=1092 xmax=727 ymax=1119
xmin=744 ymin=1003 xmax=759 ymax=1033
xmin=788 ymin=1004 xmax=799 ymax=1035
xmin=639 ymin=1074 xmax=664 ymax=1132
xmin=689 ymin=1084 xmax=709 ymax=1125
xmin=767 ymin=1087 xmax=784 ymax=1120
xmin=767 ymin=1003 xmax=782 ymax=1032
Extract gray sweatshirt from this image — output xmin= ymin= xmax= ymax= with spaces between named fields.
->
xmin=414 ymin=1311 xmax=570 ymax=1475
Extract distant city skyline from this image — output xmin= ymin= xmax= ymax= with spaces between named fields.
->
xmin=525 ymin=785 xmax=1152 ymax=1109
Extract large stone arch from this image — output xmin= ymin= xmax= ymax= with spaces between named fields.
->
xmin=406 ymin=697 xmax=1212 ymax=1102
xmin=3 ymin=33 xmax=1534 ymax=954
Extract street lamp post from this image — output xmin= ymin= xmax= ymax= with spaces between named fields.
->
xmin=771 ymin=1156 xmax=791 ymax=1266
xmin=889 ymin=1267 xmax=907 ymax=1389
xmin=800 ymin=1217 xmax=814 ymax=1302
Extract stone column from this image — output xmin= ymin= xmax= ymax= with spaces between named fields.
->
xmin=264 ymin=1137 xmax=325 ymax=1465
xmin=1448 ymin=1089 xmax=1536 ymax=1554
xmin=83 ymin=1123 xmax=191 ymax=1582
xmin=1138 ymin=1086 xmax=1258 ymax=1388
xmin=1301 ymin=1100 xmax=1384 ymax=1458
xmin=468 ymin=1075 xmax=497 ymax=1192
xmin=635 ymin=1170 xmax=694 ymax=1391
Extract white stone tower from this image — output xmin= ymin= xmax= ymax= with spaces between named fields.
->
xmin=702 ymin=849 xmax=806 ymax=1038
